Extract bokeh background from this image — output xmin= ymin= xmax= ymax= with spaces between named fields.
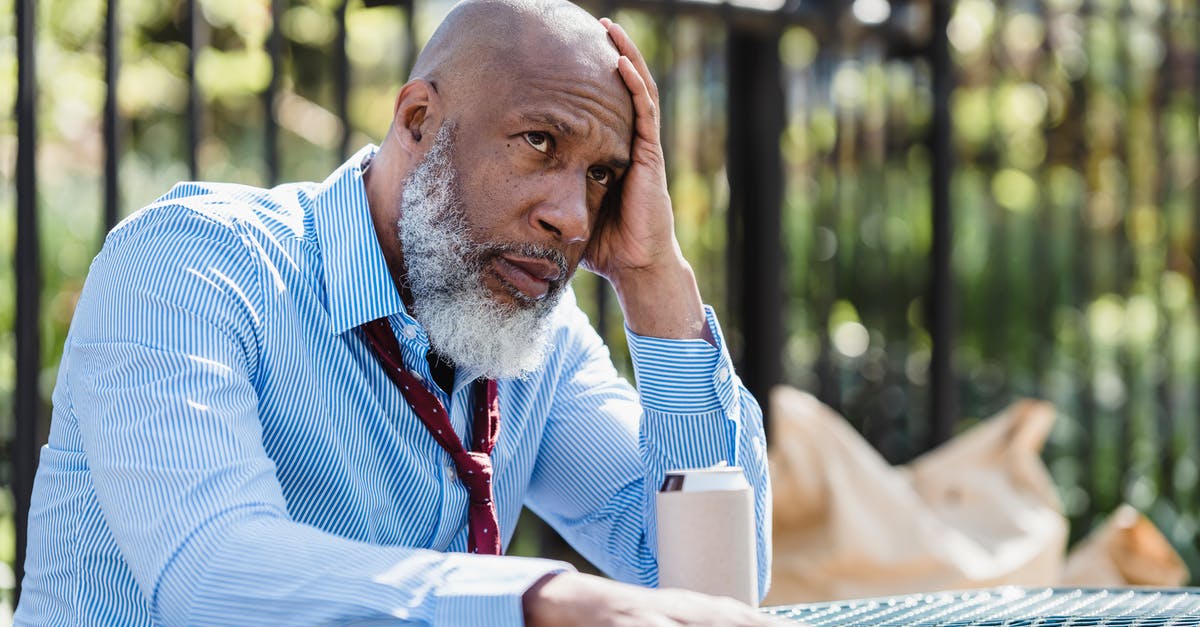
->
xmin=2 ymin=0 xmax=1199 ymax=611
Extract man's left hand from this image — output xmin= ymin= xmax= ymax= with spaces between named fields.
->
xmin=587 ymin=18 xmax=712 ymax=343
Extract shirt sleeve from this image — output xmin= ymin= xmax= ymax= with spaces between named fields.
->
xmin=66 ymin=205 xmax=571 ymax=626
xmin=526 ymin=298 xmax=772 ymax=600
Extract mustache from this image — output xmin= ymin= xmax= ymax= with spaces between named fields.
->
xmin=474 ymin=242 xmax=570 ymax=287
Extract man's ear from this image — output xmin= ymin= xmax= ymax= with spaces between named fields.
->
xmin=391 ymin=78 xmax=444 ymax=152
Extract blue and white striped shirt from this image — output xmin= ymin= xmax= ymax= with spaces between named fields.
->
xmin=16 ymin=146 xmax=771 ymax=626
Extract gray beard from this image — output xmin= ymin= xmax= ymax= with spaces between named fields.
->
xmin=396 ymin=125 xmax=567 ymax=380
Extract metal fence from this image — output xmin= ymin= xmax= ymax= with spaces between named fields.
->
xmin=4 ymin=0 xmax=1199 ymax=603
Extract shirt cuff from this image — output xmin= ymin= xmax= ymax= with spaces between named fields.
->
xmin=625 ymin=306 xmax=736 ymax=415
xmin=433 ymin=554 xmax=575 ymax=627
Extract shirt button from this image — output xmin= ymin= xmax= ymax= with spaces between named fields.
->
xmin=445 ymin=465 xmax=457 ymax=482
xmin=718 ymin=367 xmax=731 ymax=383
xmin=402 ymin=326 xmax=418 ymax=340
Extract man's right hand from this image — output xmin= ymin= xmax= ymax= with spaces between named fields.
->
xmin=522 ymin=572 xmax=791 ymax=626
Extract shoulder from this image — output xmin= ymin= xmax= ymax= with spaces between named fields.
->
xmin=85 ymin=180 xmax=327 ymax=319
xmin=108 ymin=180 xmax=319 ymax=253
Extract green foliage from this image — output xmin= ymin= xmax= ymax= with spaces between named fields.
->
xmin=778 ymin=0 xmax=1199 ymax=582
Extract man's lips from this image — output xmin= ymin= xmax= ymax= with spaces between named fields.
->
xmin=492 ymin=255 xmax=563 ymax=300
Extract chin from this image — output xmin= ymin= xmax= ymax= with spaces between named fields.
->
xmin=414 ymin=285 xmax=562 ymax=380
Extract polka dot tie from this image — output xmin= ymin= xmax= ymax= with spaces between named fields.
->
xmin=361 ymin=318 xmax=502 ymax=556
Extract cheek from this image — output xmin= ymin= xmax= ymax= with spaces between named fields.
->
xmin=456 ymin=164 xmax=527 ymax=237
xmin=466 ymin=151 xmax=538 ymax=225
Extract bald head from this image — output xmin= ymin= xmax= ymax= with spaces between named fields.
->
xmin=411 ymin=0 xmax=621 ymax=107
xmin=364 ymin=0 xmax=643 ymax=357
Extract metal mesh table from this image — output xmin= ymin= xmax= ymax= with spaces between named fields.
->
xmin=763 ymin=587 xmax=1200 ymax=626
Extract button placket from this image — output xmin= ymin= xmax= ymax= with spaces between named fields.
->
xmin=434 ymin=484 xmax=469 ymax=550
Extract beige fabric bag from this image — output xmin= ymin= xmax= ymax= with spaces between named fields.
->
xmin=766 ymin=386 xmax=1190 ymax=605
xmin=767 ymin=387 xmax=1067 ymax=605
xmin=1062 ymin=504 xmax=1189 ymax=587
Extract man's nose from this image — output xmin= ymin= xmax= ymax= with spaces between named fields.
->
xmin=529 ymin=170 xmax=590 ymax=245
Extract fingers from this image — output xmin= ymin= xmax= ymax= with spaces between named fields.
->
xmin=600 ymin=18 xmax=659 ymax=102
xmin=617 ymin=56 xmax=661 ymax=146
xmin=601 ymin=18 xmax=662 ymax=154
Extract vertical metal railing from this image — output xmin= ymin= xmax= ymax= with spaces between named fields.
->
xmin=927 ymin=0 xmax=956 ymax=448
xmin=265 ymin=0 xmax=284 ymax=185
xmin=104 ymin=0 xmax=121 ymax=232
xmin=727 ymin=18 xmax=786 ymax=432
xmin=1071 ymin=0 xmax=1097 ymax=534
xmin=335 ymin=0 xmax=352 ymax=160
xmin=13 ymin=0 xmax=41 ymax=604
xmin=186 ymin=0 xmax=202 ymax=179
xmin=1193 ymin=9 xmax=1200 ymax=520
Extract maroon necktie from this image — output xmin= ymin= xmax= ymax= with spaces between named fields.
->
xmin=360 ymin=317 xmax=502 ymax=555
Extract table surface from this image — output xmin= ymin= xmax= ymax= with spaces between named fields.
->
xmin=762 ymin=587 xmax=1200 ymax=626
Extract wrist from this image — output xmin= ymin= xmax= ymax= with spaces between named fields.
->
xmin=607 ymin=253 xmax=691 ymax=298
xmin=523 ymin=571 xmax=559 ymax=624
xmin=610 ymin=258 xmax=712 ymax=343
xmin=522 ymin=572 xmax=579 ymax=627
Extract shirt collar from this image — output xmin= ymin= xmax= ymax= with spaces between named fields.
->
xmin=313 ymin=144 xmax=408 ymax=335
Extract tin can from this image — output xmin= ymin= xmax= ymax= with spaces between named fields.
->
xmin=656 ymin=465 xmax=758 ymax=605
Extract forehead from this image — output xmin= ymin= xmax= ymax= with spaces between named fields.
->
xmin=492 ymin=54 xmax=633 ymax=155
xmin=442 ymin=7 xmax=633 ymax=148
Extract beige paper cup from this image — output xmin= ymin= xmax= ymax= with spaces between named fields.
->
xmin=656 ymin=465 xmax=758 ymax=606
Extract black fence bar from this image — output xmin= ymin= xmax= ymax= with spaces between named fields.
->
xmin=1195 ymin=12 xmax=1200 ymax=428
xmin=1152 ymin=3 xmax=1172 ymax=507
xmin=336 ymin=0 xmax=351 ymax=160
xmin=593 ymin=273 xmax=610 ymax=345
xmin=927 ymin=0 xmax=956 ymax=448
xmin=186 ymin=0 xmax=200 ymax=179
xmin=14 ymin=0 xmax=41 ymax=602
xmin=1073 ymin=0 xmax=1097 ymax=533
xmin=402 ymin=0 xmax=418 ymax=94
xmin=265 ymin=0 xmax=283 ymax=185
xmin=727 ymin=21 xmax=785 ymax=438
xmin=104 ymin=0 xmax=120 ymax=231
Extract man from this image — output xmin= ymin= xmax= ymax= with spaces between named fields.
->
xmin=16 ymin=0 xmax=776 ymax=624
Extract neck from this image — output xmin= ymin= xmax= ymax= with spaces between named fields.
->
xmin=363 ymin=145 xmax=416 ymax=310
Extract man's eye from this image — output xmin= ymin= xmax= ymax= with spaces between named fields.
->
xmin=524 ymin=132 xmax=550 ymax=153
xmin=588 ymin=166 xmax=611 ymax=186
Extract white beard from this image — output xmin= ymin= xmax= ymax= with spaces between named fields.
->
xmin=396 ymin=125 xmax=567 ymax=380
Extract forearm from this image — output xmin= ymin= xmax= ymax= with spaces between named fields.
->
xmin=529 ymin=301 xmax=770 ymax=597
xmin=158 ymin=512 xmax=572 ymax=625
